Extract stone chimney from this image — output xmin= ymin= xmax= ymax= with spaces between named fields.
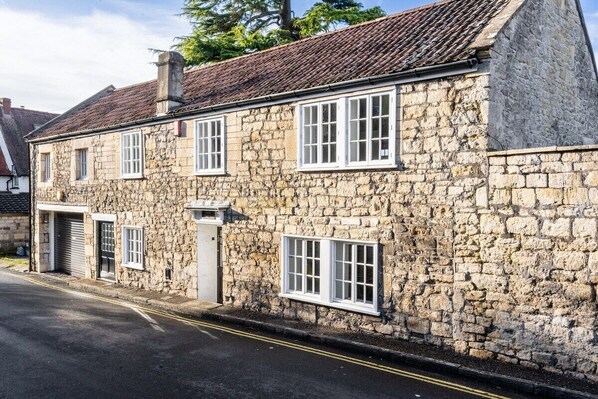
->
xmin=1 ymin=98 xmax=11 ymax=118
xmin=156 ymin=51 xmax=185 ymax=115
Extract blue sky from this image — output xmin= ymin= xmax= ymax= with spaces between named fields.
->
xmin=0 ymin=0 xmax=596 ymax=112
xmin=1 ymin=0 xmax=595 ymax=23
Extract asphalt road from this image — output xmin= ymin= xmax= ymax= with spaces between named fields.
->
xmin=0 ymin=270 xmax=530 ymax=399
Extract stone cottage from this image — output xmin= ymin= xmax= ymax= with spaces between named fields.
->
xmin=0 ymin=98 xmax=56 ymax=253
xmin=26 ymin=0 xmax=598 ymax=379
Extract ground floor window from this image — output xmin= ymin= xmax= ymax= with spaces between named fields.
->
xmin=281 ymin=235 xmax=379 ymax=315
xmin=334 ymin=242 xmax=375 ymax=305
xmin=286 ymin=237 xmax=321 ymax=295
xmin=123 ymin=226 xmax=143 ymax=270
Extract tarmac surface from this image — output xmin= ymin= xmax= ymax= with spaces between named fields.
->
xmin=0 ymin=270 xmax=530 ymax=399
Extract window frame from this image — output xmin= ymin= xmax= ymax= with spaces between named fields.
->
xmin=296 ymin=87 xmax=397 ymax=172
xmin=40 ymin=152 xmax=51 ymax=183
xmin=280 ymin=235 xmax=380 ymax=316
xmin=332 ymin=241 xmax=378 ymax=307
xmin=122 ymin=226 xmax=144 ymax=270
xmin=120 ymin=130 xmax=144 ymax=179
xmin=194 ymin=116 xmax=226 ymax=175
xmin=76 ymin=148 xmax=88 ymax=180
xmin=285 ymin=237 xmax=322 ymax=298
xmin=297 ymin=100 xmax=340 ymax=169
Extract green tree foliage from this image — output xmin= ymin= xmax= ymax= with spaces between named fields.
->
xmin=176 ymin=0 xmax=385 ymax=65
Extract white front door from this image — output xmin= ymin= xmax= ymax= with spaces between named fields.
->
xmin=197 ymin=224 xmax=219 ymax=302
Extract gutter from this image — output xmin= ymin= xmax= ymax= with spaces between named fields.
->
xmin=27 ymin=59 xmax=478 ymax=144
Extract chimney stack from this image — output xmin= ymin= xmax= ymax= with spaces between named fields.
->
xmin=1 ymin=98 xmax=11 ymax=118
xmin=156 ymin=51 xmax=185 ymax=115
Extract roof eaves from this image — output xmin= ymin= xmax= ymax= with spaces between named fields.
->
xmin=27 ymin=59 xmax=478 ymax=144
xmin=25 ymin=85 xmax=116 ymax=141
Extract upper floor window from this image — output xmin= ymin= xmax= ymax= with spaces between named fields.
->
xmin=195 ymin=117 xmax=225 ymax=175
xmin=349 ymin=93 xmax=392 ymax=164
xmin=281 ymin=235 xmax=380 ymax=315
xmin=122 ymin=226 xmax=143 ymax=270
xmin=302 ymin=101 xmax=338 ymax=166
xmin=121 ymin=131 xmax=143 ymax=178
xmin=40 ymin=153 xmax=51 ymax=182
xmin=76 ymin=149 xmax=88 ymax=180
xmin=9 ymin=166 xmax=18 ymax=190
xmin=297 ymin=89 xmax=396 ymax=170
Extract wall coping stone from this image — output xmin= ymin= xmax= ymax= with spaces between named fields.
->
xmin=489 ymin=144 xmax=598 ymax=157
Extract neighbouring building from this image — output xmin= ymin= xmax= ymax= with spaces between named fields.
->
xmin=0 ymin=98 xmax=56 ymax=253
xmin=26 ymin=0 xmax=598 ymax=380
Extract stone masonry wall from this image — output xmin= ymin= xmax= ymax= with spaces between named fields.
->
xmin=488 ymin=0 xmax=598 ymax=150
xmin=0 ymin=214 xmax=28 ymax=254
xmin=469 ymin=150 xmax=598 ymax=380
xmin=30 ymin=70 xmax=598 ymax=380
xmin=30 ymin=72 xmax=490 ymax=349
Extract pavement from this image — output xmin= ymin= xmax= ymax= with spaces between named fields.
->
xmin=1 ymin=263 xmax=597 ymax=399
xmin=0 ymin=255 xmax=29 ymax=272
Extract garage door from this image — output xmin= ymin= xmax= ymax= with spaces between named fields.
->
xmin=55 ymin=213 xmax=85 ymax=277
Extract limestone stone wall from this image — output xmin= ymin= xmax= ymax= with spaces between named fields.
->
xmin=30 ymin=73 xmax=490 ymax=346
xmin=0 ymin=214 xmax=28 ymax=254
xmin=29 ymin=70 xmax=598 ymax=380
xmin=488 ymin=0 xmax=598 ymax=150
xmin=470 ymin=149 xmax=598 ymax=380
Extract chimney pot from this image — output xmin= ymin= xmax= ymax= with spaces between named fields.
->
xmin=156 ymin=51 xmax=185 ymax=115
xmin=1 ymin=98 xmax=11 ymax=118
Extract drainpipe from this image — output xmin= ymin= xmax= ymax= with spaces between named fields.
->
xmin=28 ymin=144 xmax=33 ymax=272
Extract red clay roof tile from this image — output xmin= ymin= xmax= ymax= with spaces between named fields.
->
xmin=0 ymin=151 xmax=10 ymax=176
xmin=29 ymin=0 xmax=508 ymax=141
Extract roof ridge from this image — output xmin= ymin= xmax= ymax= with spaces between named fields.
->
xmin=113 ymin=77 xmax=156 ymax=92
xmin=11 ymin=107 xmax=59 ymax=116
xmin=177 ymin=0 xmax=457 ymax=76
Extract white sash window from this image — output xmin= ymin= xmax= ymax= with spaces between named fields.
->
xmin=281 ymin=235 xmax=380 ymax=315
xmin=121 ymin=131 xmax=143 ymax=178
xmin=195 ymin=117 xmax=225 ymax=175
xmin=297 ymin=88 xmax=396 ymax=171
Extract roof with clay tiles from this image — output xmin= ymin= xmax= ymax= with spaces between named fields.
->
xmin=28 ymin=0 xmax=509 ymax=141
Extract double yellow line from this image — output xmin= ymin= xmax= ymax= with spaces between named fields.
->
xmin=11 ymin=272 xmax=510 ymax=399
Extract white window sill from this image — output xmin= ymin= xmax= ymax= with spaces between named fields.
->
xmin=298 ymin=164 xmax=397 ymax=173
xmin=279 ymin=293 xmax=380 ymax=316
xmin=194 ymin=170 xmax=226 ymax=176
xmin=123 ymin=263 xmax=144 ymax=271
xmin=120 ymin=175 xmax=144 ymax=180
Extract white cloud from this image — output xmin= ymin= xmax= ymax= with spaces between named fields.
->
xmin=0 ymin=6 xmax=189 ymax=113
